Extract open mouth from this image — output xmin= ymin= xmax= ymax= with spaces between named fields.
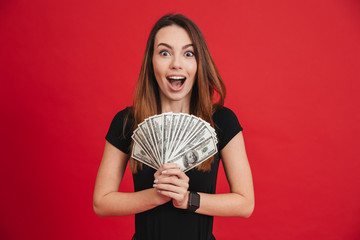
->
xmin=166 ymin=76 xmax=186 ymax=89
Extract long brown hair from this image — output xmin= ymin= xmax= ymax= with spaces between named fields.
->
xmin=129 ymin=14 xmax=226 ymax=173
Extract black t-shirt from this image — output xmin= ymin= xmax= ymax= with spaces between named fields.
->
xmin=105 ymin=106 xmax=243 ymax=240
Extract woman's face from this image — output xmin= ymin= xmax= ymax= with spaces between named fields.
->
xmin=152 ymin=25 xmax=197 ymax=106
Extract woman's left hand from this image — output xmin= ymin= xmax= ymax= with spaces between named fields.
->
xmin=153 ymin=163 xmax=190 ymax=209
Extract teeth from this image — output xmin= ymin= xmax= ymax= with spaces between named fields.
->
xmin=167 ymin=76 xmax=186 ymax=80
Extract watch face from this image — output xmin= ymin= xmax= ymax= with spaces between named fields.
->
xmin=189 ymin=191 xmax=200 ymax=211
xmin=192 ymin=193 xmax=200 ymax=206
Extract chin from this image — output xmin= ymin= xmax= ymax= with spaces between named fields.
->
xmin=167 ymin=92 xmax=191 ymax=102
xmin=166 ymin=96 xmax=186 ymax=102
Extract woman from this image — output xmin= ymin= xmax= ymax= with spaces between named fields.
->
xmin=93 ymin=14 xmax=254 ymax=240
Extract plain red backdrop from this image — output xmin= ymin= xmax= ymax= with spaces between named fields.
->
xmin=1 ymin=0 xmax=359 ymax=239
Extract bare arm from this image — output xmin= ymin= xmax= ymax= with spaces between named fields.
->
xmin=154 ymin=132 xmax=254 ymax=217
xmin=194 ymin=132 xmax=254 ymax=217
xmin=93 ymin=141 xmax=171 ymax=217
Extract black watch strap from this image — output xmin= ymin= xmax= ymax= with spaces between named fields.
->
xmin=188 ymin=191 xmax=200 ymax=212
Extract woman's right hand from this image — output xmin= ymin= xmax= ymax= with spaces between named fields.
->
xmin=153 ymin=163 xmax=190 ymax=208
xmin=153 ymin=163 xmax=181 ymax=205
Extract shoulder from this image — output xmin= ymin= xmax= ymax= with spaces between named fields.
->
xmin=110 ymin=107 xmax=134 ymax=128
xmin=213 ymin=106 xmax=242 ymax=130
xmin=113 ymin=106 xmax=133 ymax=121
xmin=213 ymin=106 xmax=237 ymax=120
xmin=105 ymin=106 xmax=134 ymax=154
xmin=212 ymin=106 xmax=243 ymax=151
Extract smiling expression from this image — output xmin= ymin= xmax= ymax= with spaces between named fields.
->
xmin=152 ymin=25 xmax=197 ymax=107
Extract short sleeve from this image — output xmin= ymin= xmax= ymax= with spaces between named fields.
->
xmin=105 ymin=107 xmax=134 ymax=154
xmin=213 ymin=107 xmax=243 ymax=151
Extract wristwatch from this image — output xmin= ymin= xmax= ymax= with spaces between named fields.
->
xmin=188 ymin=191 xmax=200 ymax=212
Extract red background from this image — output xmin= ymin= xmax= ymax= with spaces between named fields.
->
xmin=1 ymin=0 xmax=359 ymax=239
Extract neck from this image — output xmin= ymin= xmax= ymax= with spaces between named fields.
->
xmin=160 ymin=98 xmax=191 ymax=114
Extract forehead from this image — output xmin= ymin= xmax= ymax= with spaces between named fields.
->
xmin=154 ymin=25 xmax=193 ymax=46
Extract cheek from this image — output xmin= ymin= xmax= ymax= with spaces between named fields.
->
xmin=153 ymin=59 xmax=169 ymax=79
xmin=186 ymin=61 xmax=197 ymax=79
xmin=189 ymin=63 xmax=197 ymax=75
xmin=152 ymin=60 xmax=163 ymax=81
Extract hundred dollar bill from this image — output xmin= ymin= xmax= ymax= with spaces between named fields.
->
xmin=167 ymin=113 xmax=186 ymax=160
xmin=177 ymin=115 xmax=200 ymax=146
xmin=181 ymin=116 xmax=203 ymax=144
xmin=138 ymin=121 xmax=161 ymax=167
xmin=132 ymin=129 xmax=158 ymax=167
xmin=162 ymin=112 xmax=173 ymax=164
xmin=170 ymin=125 xmax=214 ymax=160
xmin=145 ymin=118 xmax=161 ymax=163
xmin=131 ymin=113 xmax=218 ymax=171
xmin=168 ymin=136 xmax=217 ymax=172
xmin=148 ymin=115 xmax=163 ymax=164
xmin=131 ymin=142 xmax=158 ymax=170
xmin=166 ymin=114 xmax=180 ymax=160
xmin=168 ymin=114 xmax=191 ymax=159
xmin=203 ymin=121 xmax=218 ymax=144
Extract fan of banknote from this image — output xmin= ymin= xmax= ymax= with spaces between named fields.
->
xmin=131 ymin=113 xmax=218 ymax=172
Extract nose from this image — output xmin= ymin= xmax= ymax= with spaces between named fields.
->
xmin=170 ymin=54 xmax=182 ymax=70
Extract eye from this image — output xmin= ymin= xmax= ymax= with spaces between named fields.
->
xmin=184 ymin=51 xmax=195 ymax=57
xmin=160 ymin=50 xmax=170 ymax=56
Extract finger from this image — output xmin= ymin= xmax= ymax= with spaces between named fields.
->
xmin=154 ymin=178 xmax=188 ymax=195
xmin=162 ymin=163 xmax=180 ymax=169
xmin=157 ymin=190 xmax=182 ymax=201
xmin=154 ymin=184 xmax=187 ymax=199
xmin=155 ymin=176 xmax=189 ymax=189
xmin=154 ymin=163 xmax=180 ymax=179
xmin=156 ymin=175 xmax=179 ymax=182
xmin=157 ymin=168 xmax=189 ymax=181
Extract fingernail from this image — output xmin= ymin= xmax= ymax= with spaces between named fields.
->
xmin=157 ymin=190 xmax=161 ymax=193
xmin=161 ymin=170 xmax=167 ymax=174
xmin=153 ymin=184 xmax=157 ymax=187
xmin=154 ymin=179 xmax=158 ymax=183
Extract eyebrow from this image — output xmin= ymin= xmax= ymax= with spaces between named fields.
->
xmin=157 ymin=43 xmax=194 ymax=50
